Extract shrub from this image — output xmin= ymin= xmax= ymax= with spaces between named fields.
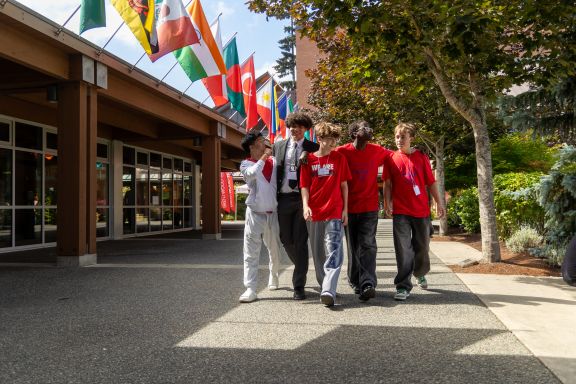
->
xmin=537 ymin=145 xmax=576 ymax=266
xmin=452 ymin=187 xmax=480 ymax=233
xmin=493 ymin=172 xmax=545 ymax=239
xmin=505 ymin=226 xmax=543 ymax=253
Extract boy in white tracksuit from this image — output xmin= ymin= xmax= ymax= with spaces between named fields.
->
xmin=238 ymin=131 xmax=282 ymax=303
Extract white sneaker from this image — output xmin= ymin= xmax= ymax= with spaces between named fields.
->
xmin=268 ymin=274 xmax=279 ymax=290
xmin=239 ymin=288 xmax=257 ymax=303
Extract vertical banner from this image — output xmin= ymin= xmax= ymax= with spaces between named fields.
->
xmin=227 ymin=173 xmax=235 ymax=212
xmin=220 ymin=172 xmax=230 ymax=213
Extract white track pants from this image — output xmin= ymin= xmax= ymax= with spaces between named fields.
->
xmin=243 ymin=208 xmax=281 ymax=290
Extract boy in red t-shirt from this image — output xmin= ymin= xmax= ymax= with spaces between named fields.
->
xmin=383 ymin=123 xmax=445 ymax=301
xmin=335 ymin=121 xmax=391 ymax=301
xmin=301 ymin=122 xmax=352 ymax=307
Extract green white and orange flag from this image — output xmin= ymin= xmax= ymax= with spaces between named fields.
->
xmin=80 ymin=0 xmax=106 ymax=34
xmin=110 ymin=0 xmax=156 ymax=55
xmin=175 ymin=0 xmax=226 ymax=83
xmin=201 ymin=19 xmax=228 ymax=106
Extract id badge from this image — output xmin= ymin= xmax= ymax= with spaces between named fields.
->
xmin=318 ymin=167 xmax=330 ymax=177
xmin=289 ymin=164 xmax=297 ymax=172
xmin=288 ymin=170 xmax=297 ymax=180
xmin=413 ymin=185 xmax=421 ymax=196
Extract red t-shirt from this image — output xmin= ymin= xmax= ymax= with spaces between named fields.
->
xmin=300 ymin=150 xmax=352 ymax=221
xmin=335 ymin=143 xmax=391 ymax=213
xmin=383 ymin=149 xmax=435 ymax=218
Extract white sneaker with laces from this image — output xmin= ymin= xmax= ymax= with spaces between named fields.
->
xmin=239 ymin=288 xmax=257 ymax=303
xmin=268 ymin=274 xmax=279 ymax=290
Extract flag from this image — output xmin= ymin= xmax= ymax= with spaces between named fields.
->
xmin=220 ymin=172 xmax=230 ymax=213
xmin=277 ymin=92 xmax=294 ymax=140
xmin=305 ymin=127 xmax=317 ymax=143
xmin=201 ymin=19 xmax=228 ymax=106
xmin=148 ymin=0 xmax=199 ymax=62
xmin=256 ymin=78 xmax=274 ymax=132
xmin=111 ymin=0 xmax=157 ymax=55
xmin=175 ymin=0 xmax=226 ymax=83
xmin=241 ymin=55 xmax=258 ymax=129
xmin=227 ymin=173 xmax=236 ymax=212
xmin=80 ymin=0 xmax=106 ymax=34
xmin=224 ymin=37 xmax=245 ymax=117
xmin=271 ymin=84 xmax=280 ymax=143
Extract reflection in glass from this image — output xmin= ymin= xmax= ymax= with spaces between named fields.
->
xmin=97 ymin=162 xmax=108 ymax=206
xmin=173 ymin=174 xmax=183 ymax=207
xmin=0 ymin=121 xmax=10 ymax=142
xmin=163 ymin=208 xmax=173 ymax=230
xmin=0 ymin=148 xmax=12 ymax=206
xmin=123 ymin=208 xmax=135 ymax=234
xmin=150 ymin=207 xmax=161 ymax=231
xmin=122 ymin=167 xmax=135 ymax=206
xmin=184 ymin=207 xmax=193 ymax=228
xmin=150 ymin=152 xmax=161 ymax=168
xmin=0 ymin=209 xmax=12 ymax=247
xmin=136 ymin=208 xmax=149 ymax=233
xmin=96 ymin=208 xmax=109 ymax=238
xmin=15 ymin=122 xmax=42 ymax=150
xmin=123 ymin=146 xmax=135 ymax=165
xmin=46 ymin=132 xmax=57 ymax=150
xmin=136 ymin=168 xmax=148 ymax=206
xmin=15 ymin=151 xmax=42 ymax=206
xmin=15 ymin=208 xmax=41 ymax=246
xmin=150 ymin=171 xmax=161 ymax=206
xmin=162 ymin=173 xmax=172 ymax=206
xmin=184 ymin=175 xmax=192 ymax=206
xmin=174 ymin=208 xmax=183 ymax=229
xmin=44 ymin=208 xmax=57 ymax=243
xmin=45 ymin=155 xmax=57 ymax=206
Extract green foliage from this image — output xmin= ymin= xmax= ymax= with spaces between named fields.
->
xmin=491 ymin=133 xmax=556 ymax=174
xmin=444 ymin=152 xmax=477 ymax=191
xmin=493 ymin=172 xmax=545 ymax=239
xmin=451 ymin=187 xmax=480 ymax=233
xmin=505 ymin=226 xmax=543 ymax=253
xmin=275 ymin=24 xmax=296 ymax=90
xmin=537 ymin=145 xmax=576 ymax=265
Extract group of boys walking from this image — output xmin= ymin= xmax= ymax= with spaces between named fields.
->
xmin=239 ymin=112 xmax=445 ymax=307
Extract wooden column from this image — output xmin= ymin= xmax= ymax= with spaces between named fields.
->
xmin=86 ymin=86 xmax=98 ymax=254
xmin=201 ymin=135 xmax=221 ymax=239
xmin=56 ymin=81 xmax=96 ymax=266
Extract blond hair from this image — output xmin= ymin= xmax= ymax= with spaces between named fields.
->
xmin=315 ymin=122 xmax=342 ymax=138
xmin=394 ymin=122 xmax=417 ymax=138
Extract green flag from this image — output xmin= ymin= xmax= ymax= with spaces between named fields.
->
xmin=223 ymin=37 xmax=246 ymax=117
xmin=80 ymin=0 xmax=106 ymax=34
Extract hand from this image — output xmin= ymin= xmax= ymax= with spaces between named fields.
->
xmin=303 ymin=206 xmax=312 ymax=221
xmin=341 ymin=211 xmax=348 ymax=226
xmin=385 ymin=204 xmax=393 ymax=217
xmin=436 ymin=205 xmax=446 ymax=218
xmin=299 ymin=151 xmax=309 ymax=165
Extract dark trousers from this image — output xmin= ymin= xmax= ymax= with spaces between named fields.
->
xmin=346 ymin=211 xmax=378 ymax=290
xmin=277 ymin=193 xmax=309 ymax=290
xmin=392 ymin=214 xmax=431 ymax=292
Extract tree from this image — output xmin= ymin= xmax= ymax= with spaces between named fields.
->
xmin=248 ymin=0 xmax=574 ymax=263
xmin=275 ymin=24 xmax=296 ymax=90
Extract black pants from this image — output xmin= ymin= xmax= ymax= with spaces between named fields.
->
xmin=277 ymin=193 xmax=309 ymax=290
xmin=562 ymin=235 xmax=576 ymax=287
xmin=392 ymin=214 xmax=431 ymax=292
xmin=346 ymin=211 xmax=378 ymax=290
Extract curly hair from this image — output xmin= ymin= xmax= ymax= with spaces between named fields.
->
xmin=285 ymin=112 xmax=313 ymax=129
xmin=315 ymin=122 xmax=342 ymax=139
xmin=348 ymin=120 xmax=371 ymax=140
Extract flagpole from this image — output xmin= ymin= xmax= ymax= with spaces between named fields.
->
xmin=55 ymin=4 xmax=81 ymax=36
xmin=97 ymin=21 xmax=125 ymax=57
xmin=159 ymin=61 xmax=180 ymax=84
xmin=181 ymin=82 xmax=194 ymax=96
xmin=227 ymin=110 xmax=239 ymax=121
xmin=222 ymin=32 xmax=238 ymax=50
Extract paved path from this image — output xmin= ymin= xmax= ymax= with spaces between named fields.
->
xmin=0 ymin=221 xmax=561 ymax=383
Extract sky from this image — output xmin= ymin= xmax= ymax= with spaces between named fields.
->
xmin=15 ymin=0 xmax=289 ymax=107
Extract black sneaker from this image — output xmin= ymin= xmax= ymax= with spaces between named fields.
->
xmin=293 ymin=288 xmax=306 ymax=300
xmin=359 ymin=285 xmax=376 ymax=301
xmin=352 ymin=286 xmax=361 ymax=295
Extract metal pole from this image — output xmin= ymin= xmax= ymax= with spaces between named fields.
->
xmin=55 ymin=4 xmax=81 ymax=36
xmin=97 ymin=21 xmax=125 ymax=56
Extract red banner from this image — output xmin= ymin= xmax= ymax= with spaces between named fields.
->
xmin=220 ymin=172 xmax=230 ymax=213
xmin=227 ymin=173 xmax=236 ymax=212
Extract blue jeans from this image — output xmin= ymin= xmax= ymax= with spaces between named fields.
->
xmin=307 ymin=219 xmax=344 ymax=298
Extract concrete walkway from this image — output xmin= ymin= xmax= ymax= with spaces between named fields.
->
xmin=0 ymin=220 xmax=570 ymax=383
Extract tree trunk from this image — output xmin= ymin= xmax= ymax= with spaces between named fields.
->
xmin=471 ymin=119 xmax=501 ymax=263
xmin=434 ymin=138 xmax=448 ymax=236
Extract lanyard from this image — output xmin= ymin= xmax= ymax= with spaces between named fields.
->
xmin=399 ymin=150 xmax=416 ymax=187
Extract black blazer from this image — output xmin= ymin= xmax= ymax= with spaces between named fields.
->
xmin=273 ymin=138 xmax=320 ymax=192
